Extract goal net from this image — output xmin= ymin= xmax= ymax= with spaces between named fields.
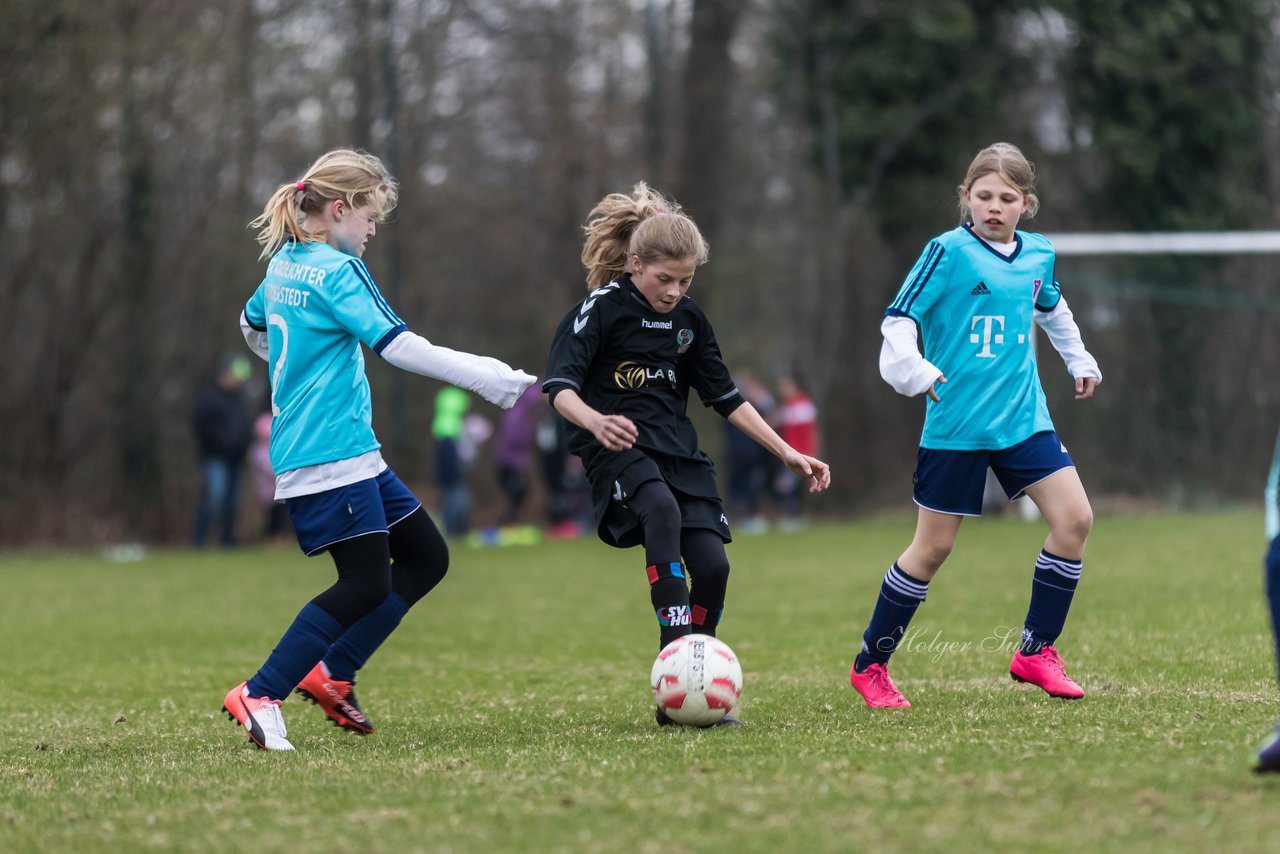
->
xmin=1041 ymin=231 xmax=1280 ymax=509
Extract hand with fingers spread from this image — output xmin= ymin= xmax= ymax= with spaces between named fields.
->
xmin=780 ymin=448 xmax=831 ymax=493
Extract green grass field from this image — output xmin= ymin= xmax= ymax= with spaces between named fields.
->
xmin=3 ymin=510 xmax=1278 ymax=852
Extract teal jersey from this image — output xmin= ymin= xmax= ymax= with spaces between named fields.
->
xmin=1267 ymin=427 xmax=1280 ymax=540
xmin=243 ymin=241 xmax=406 ymax=474
xmin=887 ymin=225 xmax=1062 ymax=451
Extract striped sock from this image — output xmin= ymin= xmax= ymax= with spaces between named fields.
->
xmin=855 ymin=562 xmax=929 ymax=671
xmin=1020 ymin=549 xmax=1083 ymax=655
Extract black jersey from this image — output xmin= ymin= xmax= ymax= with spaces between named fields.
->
xmin=543 ymin=273 xmax=745 ymax=506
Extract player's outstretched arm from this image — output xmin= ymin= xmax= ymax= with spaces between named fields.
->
xmin=550 ymin=388 xmax=637 ymax=451
xmin=726 ymin=402 xmax=831 ymax=493
xmin=380 ymin=331 xmax=535 ymax=409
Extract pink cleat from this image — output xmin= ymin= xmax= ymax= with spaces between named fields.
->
xmin=850 ymin=661 xmax=911 ymax=708
xmin=1009 ymin=645 xmax=1084 ymax=699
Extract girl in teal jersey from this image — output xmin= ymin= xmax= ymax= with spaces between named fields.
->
xmin=1256 ymin=430 xmax=1280 ymax=772
xmin=850 ymin=143 xmax=1101 ymax=708
xmin=222 ymin=149 xmax=536 ymax=750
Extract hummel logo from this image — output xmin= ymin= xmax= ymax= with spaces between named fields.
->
xmin=971 ymin=282 xmax=991 ymax=296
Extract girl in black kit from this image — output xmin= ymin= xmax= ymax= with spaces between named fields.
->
xmin=543 ymin=183 xmax=831 ymax=726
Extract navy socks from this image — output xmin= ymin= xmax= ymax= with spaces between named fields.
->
xmin=323 ymin=592 xmax=411 ymax=683
xmin=1020 ymin=549 xmax=1083 ymax=655
xmin=247 ymin=602 xmax=345 ymax=700
xmin=855 ymin=563 xmax=929 ymax=671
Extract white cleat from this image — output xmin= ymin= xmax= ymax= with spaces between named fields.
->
xmin=222 ymin=682 xmax=295 ymax=751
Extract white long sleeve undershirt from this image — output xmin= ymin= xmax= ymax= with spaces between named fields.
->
xmin=239 ymin=313 xmax=535 ymax=409
xmin=878 ymin=316 xmax=944 ymax=397
xmin=240 ymin=311 xmax=269 ymax=362
xmin=379 ymin=330 xmax=536 ymax=410
xmin=1033 ymin=298 xmax=1102 ymax=382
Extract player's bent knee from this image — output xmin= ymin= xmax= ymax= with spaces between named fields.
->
xmin=1057 ymin=505 xmax=1093 ymax=546
xmin=695 ymin=559 xmax=730 ymax=586
xmin=1266 ymin=536 xmax=1280 ymax=578
xmin=348 ymin=580 xmax=393 ymax=617
xmin=636 ymin=488 xmax=682 ymax=539
xmin=915 ymin=540 xmax=954 ymax=571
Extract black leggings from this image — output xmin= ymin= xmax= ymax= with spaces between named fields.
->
xmin=311 ymin=507 xmax=449 ymax=628
xmin=627 ymin=481 xmax=731 ymax=639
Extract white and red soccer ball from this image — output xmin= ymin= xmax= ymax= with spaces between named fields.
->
xmin=650 ymin=634 xmax=743 ymax=726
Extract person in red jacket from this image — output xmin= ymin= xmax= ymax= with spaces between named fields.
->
xmin=774 ymin=375 xmax=819 ymax=530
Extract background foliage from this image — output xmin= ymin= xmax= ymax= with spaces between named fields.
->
xmin=2 ymin=0 xmax=1278 ymax=546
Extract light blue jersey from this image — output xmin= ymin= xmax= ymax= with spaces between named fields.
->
xmin=244 ymin=241 xmax=406 ymax=474
xmin=887 ymin=225 xmax=1062 ymax=451
xmin=1267 ymin=427 xmax=1280 ymax=541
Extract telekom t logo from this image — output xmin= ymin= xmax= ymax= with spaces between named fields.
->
xmin=970 ymin=315 xmax=1005 ymax=358
xmin=970 ymin=314 xmax=1030 ymax=358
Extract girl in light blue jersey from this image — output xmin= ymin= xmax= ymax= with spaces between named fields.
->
xmin=222 ymin=149 xmax=536 ymax=750
xmin=1255 ymin=429 xmax=1280 ymax=772
xmin=850 ymin=142 xmax=1101 ymax=708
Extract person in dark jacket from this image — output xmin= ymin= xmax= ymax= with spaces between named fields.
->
xmin=192 ymin=355 xmax=254 ymax=547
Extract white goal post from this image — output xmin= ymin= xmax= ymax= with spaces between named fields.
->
xmin=1046 ymin=231 xmax=1280 ymax=255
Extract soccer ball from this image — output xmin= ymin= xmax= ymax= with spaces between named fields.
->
xmin=650 ymin=634 xmax=743 ymax=727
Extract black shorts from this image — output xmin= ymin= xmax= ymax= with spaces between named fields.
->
xmin=599 ymin=455 xmax=731 ymax=548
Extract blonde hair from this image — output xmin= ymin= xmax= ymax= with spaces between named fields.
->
xmin=956 ymin=142 xmax=1040 ymax=222
xmin=250 ymin=149 xmax=399 ymax=260
xmin=580 ymin=182 xmax=709 ymax=289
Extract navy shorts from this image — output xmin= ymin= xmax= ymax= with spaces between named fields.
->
xmin=287 ymin=468 xmax=422 ymax=556
xmin=602 ymin=456 xmax=731 ymax=548
xmin=913 ymin=431 xmax=1074 ymax=517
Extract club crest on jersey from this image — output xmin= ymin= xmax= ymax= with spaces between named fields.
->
xmin=676 ymin=328 xmax=694 ymax=354
xmin=1033 ymin=278 xmax=1043 ymax=299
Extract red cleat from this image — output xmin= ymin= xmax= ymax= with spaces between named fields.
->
xmin=1010 ymin=645 xmax=1085 ymax=699
xmin=849 ymin=661 xmax=911 ymax=708
xmin=295 ymin=662 xmax=375 ymax=734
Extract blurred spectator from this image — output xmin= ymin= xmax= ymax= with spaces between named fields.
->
xmin=537 ymin=410 xmax=589 ymax=539
xmin=774 ymin=374 xmax=819 ymax=530
xmin=247 ymin=410 xmax=290 ymax=541
xmin=723 ymin=372 xmax=775 ymax=534
xmin=192 ymin=355 xmax=253 ymax=548
xmin=493 ymin=385 xmax=543 ymax=525
xmin=433 ymin=386 xmax=472 ymax=537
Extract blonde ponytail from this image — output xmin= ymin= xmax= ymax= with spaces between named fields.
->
xmin=251 ymin=149 xmax=399 ymax=260
xmin=580 ymin=182 xmax=708 ymax=289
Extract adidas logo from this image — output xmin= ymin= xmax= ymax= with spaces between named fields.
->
xmin=971 ymin=281 xmax=991 ymax=296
